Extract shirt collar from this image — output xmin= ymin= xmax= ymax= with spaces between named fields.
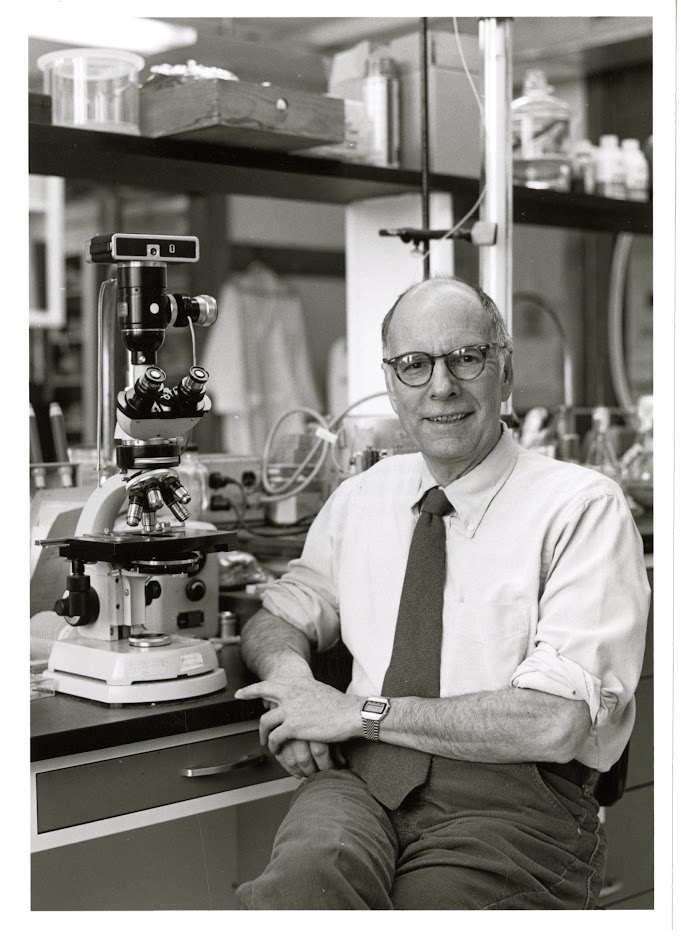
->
xmin=411 ymin=423 xmax=520 ymax=536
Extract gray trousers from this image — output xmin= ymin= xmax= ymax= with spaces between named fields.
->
xmin=237 ymin=757 xmax=606 ymax=910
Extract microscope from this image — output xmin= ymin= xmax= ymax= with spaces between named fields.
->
xmin=37 ymin=233 xmax=236 ymax=704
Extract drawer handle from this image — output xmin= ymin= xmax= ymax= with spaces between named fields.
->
xmin=180 ymin=753 xmax=266 ymax=778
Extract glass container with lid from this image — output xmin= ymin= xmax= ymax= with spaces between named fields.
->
xmin=512 ymin=69 xmax=572 ymax=192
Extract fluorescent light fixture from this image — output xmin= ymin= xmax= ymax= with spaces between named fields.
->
xmin=28 ymin=17 xmax=198 ymax=56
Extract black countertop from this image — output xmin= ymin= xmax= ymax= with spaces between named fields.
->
xmin=30 ymin=646 xmax=262 ymax=763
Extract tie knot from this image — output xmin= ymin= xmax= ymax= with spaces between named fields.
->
xmin=421 ymin=487 xmax=452 ymax=517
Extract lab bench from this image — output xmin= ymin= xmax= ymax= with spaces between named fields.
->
xmin=30 ymin=645 xmax=300 ymax=910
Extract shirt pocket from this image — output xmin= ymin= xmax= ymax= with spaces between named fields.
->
xmin=441 ymin=601 xmax=531 ymax=696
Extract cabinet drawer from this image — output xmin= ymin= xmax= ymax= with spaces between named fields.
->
xmin=36 ymin=729 xmax=285 ymax=833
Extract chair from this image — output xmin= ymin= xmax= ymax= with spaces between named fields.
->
xmin=594 ymin=742 xmax=630 ymax=807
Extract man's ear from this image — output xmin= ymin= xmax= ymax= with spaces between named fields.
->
xmin=501 ymin=352 xmax=514 ymax=403
xmin=382 ymin=363 xmax=399 ymax=414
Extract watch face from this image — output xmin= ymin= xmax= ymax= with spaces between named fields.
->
xmin=363 ymin=700 xmax=387 ymax=715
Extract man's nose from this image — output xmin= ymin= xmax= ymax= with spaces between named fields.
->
xmin=429 ymin=357 xmax=462 ymax=396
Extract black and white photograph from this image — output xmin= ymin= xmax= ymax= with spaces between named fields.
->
xmin=21 ymin=0 xmax=674 ymax=924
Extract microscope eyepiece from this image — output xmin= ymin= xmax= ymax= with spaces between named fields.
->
xmin=125 ymin=366 xmax=167 ymax=415
xmin=178 ymin=366 xmax=209 ymax=401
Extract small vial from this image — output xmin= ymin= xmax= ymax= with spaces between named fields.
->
xmin=219 ymin=611 xmax=238 ymax=640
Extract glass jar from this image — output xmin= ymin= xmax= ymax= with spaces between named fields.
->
xmin=512 ymin=69 xmax=572 ymax=191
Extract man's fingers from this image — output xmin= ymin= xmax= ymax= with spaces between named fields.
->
xmin=290 ymin=740 xmax=318 ymax=777
xmin=274 ymin=750 xmax=305 ymax=779
xmin=235 ymin=682 xmax=274 ymax=702
xmin=268 ymin=724 xmax=289 ymax=754
xmin=259 ymin=707 xmax=283 ymax=746
xmin=276 ymin=741 xmax=318 ymax=778
xmin=332 ymin=745 xmax=349 ymax=768
xmin=309 ymin=741 xmax=334 ymax=771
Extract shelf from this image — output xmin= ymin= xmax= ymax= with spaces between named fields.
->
xmin=29 ymin=124 xmax=652 ymax=234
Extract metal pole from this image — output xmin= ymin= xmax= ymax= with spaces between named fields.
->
xmin=478 ymin=18 xmax=513 ymax=341
xmin=98 ymin=190 xmax=123 ymax=473
xmin=420 ymin=17 xmax=431 ymax=280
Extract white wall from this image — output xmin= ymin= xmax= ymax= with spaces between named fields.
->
xmin=227 ymin=196 xmax=345 ymax=249
xmin=345 ymin=192 xmax=455 ymax=414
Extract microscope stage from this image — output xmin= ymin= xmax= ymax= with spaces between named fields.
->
xmin=55 ymin=528 xmax=238 ymax=563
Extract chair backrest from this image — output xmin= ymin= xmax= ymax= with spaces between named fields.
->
xmin=594 ymin=742 xmax=630 ymax=807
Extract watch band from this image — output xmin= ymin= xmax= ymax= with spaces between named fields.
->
xmin=363 ymin=718 xmax=381 ymax=741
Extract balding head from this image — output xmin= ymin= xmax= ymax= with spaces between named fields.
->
xmin=381 ymin=277 xmax=512 ymax=354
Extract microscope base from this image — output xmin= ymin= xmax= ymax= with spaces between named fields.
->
xmin=45 ymin=633 xmax=228 ymax=704
xmin=43 ymin=666 xmax=227 ymax=704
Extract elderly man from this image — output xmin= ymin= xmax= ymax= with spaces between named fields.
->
xmin=235 ymin=276 xmax=650 ymax=910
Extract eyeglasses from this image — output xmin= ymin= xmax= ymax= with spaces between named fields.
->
xmin=383 ymin=343 xmax=507 ymax=387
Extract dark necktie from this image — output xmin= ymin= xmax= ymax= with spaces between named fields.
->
xmin=347 ymin=486 xmax=452 ymax=809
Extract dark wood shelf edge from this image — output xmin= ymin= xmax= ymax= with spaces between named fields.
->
xmin=29 ymin=123 xmax=652 ymax=233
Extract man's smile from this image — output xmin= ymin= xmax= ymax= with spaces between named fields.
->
xmin=424 ymin=412 xmax=472 ymax=424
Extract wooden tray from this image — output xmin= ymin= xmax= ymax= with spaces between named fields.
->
xmin=140 ymin=78 xmax=345 ymax=151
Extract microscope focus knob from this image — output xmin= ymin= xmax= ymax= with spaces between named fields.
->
xmin=145 ymin=580 xmax=162 ymax=606
xmin=185 ymin=579 xmax=207 ymax=602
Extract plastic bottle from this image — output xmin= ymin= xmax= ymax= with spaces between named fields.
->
xmin=511 ymin=69 xmax=572 ymax=192
xmin=621 ymin=138 xmax=649 ymax=202
xmin=571 ymin=139 xmax=595 ymax=195
xmin=177 ymin=444 xmax=209 ymax=520
xmin=582 ymin=407 xmax=621 ymax=480
xmin=362 ymin=48 xmax=400 ymax=168
xmin=594 ymin=135 xmax=626 ymax=199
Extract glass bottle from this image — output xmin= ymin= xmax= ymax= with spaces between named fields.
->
xmin=582 ymin=407 xmax=620 ymax=481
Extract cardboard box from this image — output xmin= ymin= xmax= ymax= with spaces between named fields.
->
xmin=389 ymin=30 xmax=482 ymax=177
xmin=140 ymin=78 xmax=345 ymax=151
xmin=326 ymin=31 xmax=481 ymax=177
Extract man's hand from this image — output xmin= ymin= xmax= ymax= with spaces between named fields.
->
xmin=235 ymin=676 xmax=362 ymax=755
xmin=274 ymin=739 xmax=335 ymax=778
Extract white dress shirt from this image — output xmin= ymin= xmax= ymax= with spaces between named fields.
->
xmin=262 ymin=424 xmax=650 ymax=771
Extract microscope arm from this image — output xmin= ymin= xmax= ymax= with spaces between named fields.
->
xmin=75 ymin=474 xmax=130 ymax=537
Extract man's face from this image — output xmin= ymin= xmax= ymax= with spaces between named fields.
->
xmin=383 ymin=281 xmax=513 ymax=485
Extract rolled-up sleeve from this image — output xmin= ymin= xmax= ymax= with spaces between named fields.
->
xmin=261 ymin=486 xmax=345 ymax=652
xmin=511 ymin=487 xmax=650 ymax=730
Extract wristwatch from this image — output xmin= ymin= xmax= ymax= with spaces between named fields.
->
xmin=361 ymin=696 xmax=391 ymax=741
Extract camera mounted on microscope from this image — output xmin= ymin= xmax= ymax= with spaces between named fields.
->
xmin=88 ymin=232 xmax=219 ymax=471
